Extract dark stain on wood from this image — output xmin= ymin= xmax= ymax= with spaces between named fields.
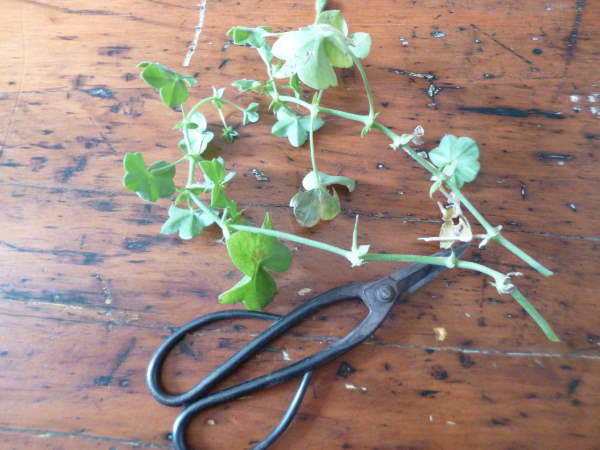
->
xmin=431 ymin=365 xmax=449 ymax=380
xmin=83 ymin=87 xmax=115 ymax=99
xmin=567 ymin=377 xmax=582 ymax=396
xmin=33 ymin=141 xmax=65 ymax=150
xmin=457 ymin=106 xmax=565 ymax=120
xmin=420 ymin=390 xmax=439 ymax=397
xmin=31 ymin=156 xmax=48 ymax=172
xmin=56 ymin=156 xmax=88 ymax=183
xmin=490 ymin=418 xmax=511 ymax=426
xmin=336 ymin=361 xmax=357 ymax=378
xmin=98 ymin=46 xmax=131 ymax=56
xmin=458 ymin=353 xmax=476 ymax=368
xmin=536 ymin=152 xmax=573 ymax=161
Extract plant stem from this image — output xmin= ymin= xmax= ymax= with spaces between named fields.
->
xmin=258 ymin=47 xmax=280 ymax=103
xmin=188 ymin=191 xmax=230 ymax=239
xmin=216 ymin=107 xmax=228 ymax=128
xmin=187 ymin=97 xmax=215 ymax=118
xmin=496 ymin=234 xmax=554 ymax=277
xmin=180 ymin=104 xmax=198 ymax=185
xmin=279 ymin=95 xmax=369 ymax=124
xmin=152 ymin=155 xmax=188 ymax=174
xmin=511 ymin=288 xmax=560 ymax=342
xmin=450 ymin=186 xmax=553 ymax=277
xmin=221 ymin=98 xmax=246 ymax=113
xmin=352 ymin=56 xmax=375 ymax=122
xmin=230 ymin=224 xmax=353 ymax=259
xmin=308 ymin=94 xmax=322 ymax=185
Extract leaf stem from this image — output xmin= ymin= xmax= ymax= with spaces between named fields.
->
xmin=187 ymin=97 xmax=215 ymax=118
xmin=308 ymin=93 xmax=322 ymax=185
xmin=221 ymin=98 xmax=246 ymax=113
xmin=352 ymin=56 xmax=375 ymax=122
xmin=450 ymin=186 xmax=553 ymax=276
xmin=216 ymin=107 xmax=228 ymax=128
xmin=511 ymin=288 xmax=560 ymax=342
xmin=279 ymin=95 xmax=368 ymax=124
xmin=151 ymin=155 xmax=188 ymax=174
xmin=188 ymin=191 xmax=230 ymax=239
xmin=230 ymin=224 xmax=352 ymax=259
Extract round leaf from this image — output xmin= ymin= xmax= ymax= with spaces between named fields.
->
xmin=429 ymin=135 xmax=480 ymax=188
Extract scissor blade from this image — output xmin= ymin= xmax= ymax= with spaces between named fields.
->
xmin=390 ymin=243 xmax=470 ymax=300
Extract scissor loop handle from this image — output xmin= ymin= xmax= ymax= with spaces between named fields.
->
xmin=147 ymin=310 xmax=280 ymax=407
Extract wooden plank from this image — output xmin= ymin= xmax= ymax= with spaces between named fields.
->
xmin=0 ymin=313 xmax=599 ymax=449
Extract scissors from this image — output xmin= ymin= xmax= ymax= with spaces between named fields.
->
xmin=147 ymin=244 xmax=468 ymax=449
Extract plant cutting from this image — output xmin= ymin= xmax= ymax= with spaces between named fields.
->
xmin=123 ymin=0 xmax=558 ymax=342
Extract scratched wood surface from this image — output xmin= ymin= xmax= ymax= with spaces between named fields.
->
xmin=1 ymin=0 xmax=599 ymax=449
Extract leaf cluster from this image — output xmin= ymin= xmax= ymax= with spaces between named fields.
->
xmin=220 ymin=215 xmax=292 ymax=309
xmin=138 ymin=62 xmax=197 ymax=107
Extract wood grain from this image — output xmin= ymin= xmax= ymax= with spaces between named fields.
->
xmin=1 ymin=0 xmax=599 ymax=449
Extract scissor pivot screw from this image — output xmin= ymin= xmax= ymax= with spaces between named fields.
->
xmin=377 ymin=285 xmax=395 ymax=302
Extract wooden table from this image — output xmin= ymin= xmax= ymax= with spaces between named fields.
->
xmin=1 ymin=0 xmax=599 ymax=448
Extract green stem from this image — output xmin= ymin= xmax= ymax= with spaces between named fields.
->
xmin=497 ymin=234 xmax=554 ymax=277
xmin=352 ymin=56 xmax=375 ymax=122
xmin=188 ymin=192 xmax=230 ymax=239
xmin=221 ymin=98 xmax=246 ymax=113
xmin=216 ymin=107 xmax=228 ymax=128
xmin=187 ymin=158 xmax=196 ymax=186
xmin=278 ymin=95 xmax=369 ymax=123
xmin=259 ymin=47 xmax=280 ymax=103
xmin=308 ymin=92 xmax=323 ymax=185
xmin=151 ymin=155 xmax=188 ymax=174
xmin=450 ymin=186 xmax=553 ymax=277
xmin=187 ymin=97 xmax=215 ymax=118
xmin=231 ymin=224 xmax=352 ymax=259
xmin=511 ymin=288 xmax=560 ymax=342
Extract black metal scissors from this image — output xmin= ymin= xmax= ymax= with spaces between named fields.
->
xmin=147 ymin=244 xmax=468 ymax=449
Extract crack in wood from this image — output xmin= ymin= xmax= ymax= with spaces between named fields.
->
xmin=0 ymin=425 xmax=170 ymax=448
xmin=183 ymin=0 xmax=208 ymax=67
xmin=470 ymin=24 xmax=534 ymax=67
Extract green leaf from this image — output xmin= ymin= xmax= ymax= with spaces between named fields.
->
xmin=139 ymin=62 xmax=171 ymax=88
xmin=289 ymin=187 xmax=341 ymax=227
xmin=138 ymin=63 xmax=196 ymax=108
xmin=227 ymin=26 xmax=272 ymax=48
xmin=316 ymin=10 xmax=348 ymax=35
xmin=218 ymin=269 xmax=277 ymax=310
xmin=271 ymin=106 xmax=324 ymax=147
xmin=348 ymin=32 xmax=371 ymax=59
xmin=160 ymin=79 xmax=189 ymax=107
xmin=301 ymin=170 xmax=356 ymax=192
xmin=232 ymin=79 xmax=263 ymax=92
xmin=160 ymin=205 xmax=215 ymax=240
xmin=226 ymin=215 xmax=292 ymax=276
xmin=221 ymin=126 xmax=238 ymax=143
xmin=199 ymin=157 xmax=228 ymax=185
xmin=243 ymin=102 xmax=260 ymax=126
xmin=315 ymin=0 xmax=328 ymax=15
xmin=429 ymin=135 xmax=480 ymax=189
xmin=122 ymin=152 xmax=176 ymax=202
xmin=272 ymin=23 xmax=353 ymax=89
xmin=221 ymin=215 xmax=292 ymax=309
xmin=183 ymin=113 xmax=214 ymax=155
